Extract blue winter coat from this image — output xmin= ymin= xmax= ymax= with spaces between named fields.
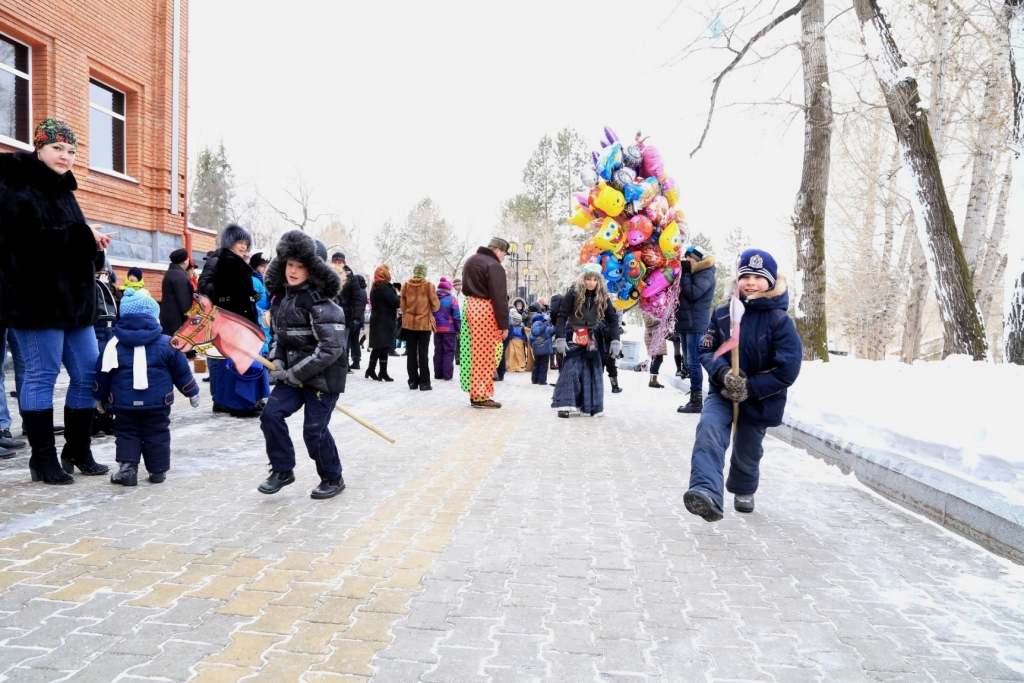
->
xmin=433 ymin=287 xmax=461 ymax=333
xmin=253 ymin=272 xmax=271 ymax=355
xmin=675 ymin=255 xmax=717 ymax=335
xmin=93 ymin=313 xmax=199 ymax=411
xmin=530 ymin=313 xmax=554 ymax=355
xmin=700 ymin=278 xmax=802 ymax=427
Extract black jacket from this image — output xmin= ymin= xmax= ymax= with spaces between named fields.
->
xmin=264 ymin=231 xmax=347 ymax=393
xmin=336 ymin=264 xmax=361 ymax=329
xmin=352 ymin=275 xmax=368 ymax=328
xmin=160 ymin=263 xmax=195 ymax=336
xmin=201 ymin=248 xmax=258 ymax=324
xmin=0 ymin=152 xmax=105 ymax=329
xmin=675 ymin=255 xmax=717 ymax=335
xmin=554 ymin=287 xmax=621 ymax=344
xmin=94 ymin=279 xmax=120 ymax=329
xmin=368 ymin=283 xmax=401 ymax=350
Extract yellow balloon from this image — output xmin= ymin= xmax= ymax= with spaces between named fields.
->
xmin=593 ymin=217 xmax=625 ymax=253
xmin=568 ymin=207 xmax=595 ymax=229
xmin=593 ymin=183 xmax=626 ymax=217
xmin=664 ymin=188 xmax=679 ymax=207
xmin=613 ymin=296 xmax=639 ymax=312
xmin=659 ymin=221 xmax=683 ymax=257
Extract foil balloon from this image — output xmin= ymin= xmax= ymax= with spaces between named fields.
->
xmin=636 ymin=177 xmax=660 ymax=209
xmin=604 ymin=127 xmax=620 ymax=145
xmin=623 ymin=145 xmax=643 ymax=170
xmin=593 ymin=184 xmax=626 ymax=218
xmin=641 ymin=269 xmax=672 ymax=298
xmin=625 ymin=215 xmax=653 ymax=246
xmin=659 ymin=220 xmax=683 ymax=257
xmin=623 ymin=181 xmax=644 ymax=205
xmin=600 ymin=253 xmax=624 ymax=281
xmin=640 ymin=289 xmax=669 ymax=318
xmin=579 ymin=237 xmax=602 ymax=265
xmin=596 ymin=142 xmax=623 ymax=181
xmin=640 ymin=242 xmax=666 ymax=269
xmin=593 ymin=217 xmax=626 ymax=253
xmin=644 ymin=196 xmax=670 ymax=227
xmin=580 ymin=167 xmax=599 ymax=189
xmin=568 ymin=206 xmax=596 ymax=229
xmin=661 ymin=177 xmax=679 ymax=207
xmin=613 ymin=287 xmax=640 ymax=312
xmin=623 ymin=251 xmax=646 ymax=285
xmin=610 ymin=167 xmax=636 ymax=192
xmin=640 ymin=144 xmax=665 ymax=180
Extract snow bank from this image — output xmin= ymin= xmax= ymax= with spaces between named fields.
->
xmin=786 ymin=355 xmax=1024 ymax=503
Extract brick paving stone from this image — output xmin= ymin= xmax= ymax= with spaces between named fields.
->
xmin=0 ymin=372 xmax=1021 ymax=682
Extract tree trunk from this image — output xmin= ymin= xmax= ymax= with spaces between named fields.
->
xmin=929 ymin=0 xmax=950 ymax=157
xmin=793 ymin=0 xmax=832 ymax=362
xmin=901 ymin=233 xmax=931 ymax=363
xmin=961 ymin=73 xmax=1002 ymax=271
xmin=854 ymin=0 xmax=988 ymax=360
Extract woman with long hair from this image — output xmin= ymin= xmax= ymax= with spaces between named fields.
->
xmin=366 ymin=265 xmax=399 ymax=381
xmin=551 ymin=264 xmax=621 ymax=417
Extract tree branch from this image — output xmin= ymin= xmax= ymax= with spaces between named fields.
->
xmin=690 ymin=0 xmax=807 ymax=158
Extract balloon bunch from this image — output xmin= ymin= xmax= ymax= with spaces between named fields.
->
xmin=570 ymin=127 xmax=688 ymax=318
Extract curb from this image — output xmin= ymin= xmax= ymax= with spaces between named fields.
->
xmin=663 ymin=374 xmax=1024 ymax=565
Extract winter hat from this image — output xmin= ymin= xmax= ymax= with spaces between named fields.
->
xmin=452 ymin=277 xmax=462 ymax=286
xmin=582 ymin=263 xmax=603 ymax=275
xmin=736 ymin=248 xmax=777 ymax=289
xmin=127 ymin=267 xmax=144 ymax=281
xmin=487 ymin=237 xmax=510 ymax=252
xmin=249 ymin=252 xmax=269 ymax=269
xmin=685 ymin=245 xmax=705 ymax=261
xmin=331 ymin=252 xmax=345 ymax=262
xmin=119 ymin=288 xmax=160 ymax=320
xmin=413 ymin=261 xmax=428 ymax=278
xmin=374 ymin=265 xmax=391 ymax=282
xmin=314 ymin=240 xmax=328 ymax=262
xmin=221 ymin=224 xmax=251 ymax=249
xmin=33 ymin=119 xmax=77 ymax=148
xmin=169 ymin=248 xmax=189 ymax=264
xmin=438 ymin=277 xmax=452 ymax=290
xmin=512 ymin=312 xmax=523 ymax=324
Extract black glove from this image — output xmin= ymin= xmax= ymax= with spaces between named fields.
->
xmin=680 ymin=260 xmax=692 ymax=274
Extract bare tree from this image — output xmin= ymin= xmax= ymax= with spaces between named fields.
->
xmin=260 ymin=175 xmax=329 ymax=233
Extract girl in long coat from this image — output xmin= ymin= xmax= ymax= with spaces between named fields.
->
xmin=366 ymin=265 xmax=400 ymax=381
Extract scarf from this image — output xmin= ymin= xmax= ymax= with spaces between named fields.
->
xmin=374 ymin=265 xmax=391 ymax=282
xmin=100 ymin=338 xmax=148 ymax=390
xmin=120 ymin=280 xmax=145 ymax=292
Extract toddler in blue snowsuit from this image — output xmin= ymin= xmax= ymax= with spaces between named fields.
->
xmin=684 ymin=249 xmax=802 ymax=522
xmin=529 ymin=312 xmax=554 ymax=385
xmin=93 ymin=288 xmax=200 ymax=486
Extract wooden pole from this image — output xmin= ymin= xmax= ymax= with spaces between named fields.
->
xmin=731 ymin=336 xmax=740 ymax=438
xmin=253 ymin=356 xmax=396 ymax=444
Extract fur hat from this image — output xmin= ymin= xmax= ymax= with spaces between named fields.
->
xmin=263 ymin=230 xmax=341 ymax=298
xmin=33 ymin=119 xmax=77 ymax=148
xmin=487 ymin=237 xmax=510 ymax=252
xmin=127 ymin=267 xmax=144 ymax=282
xmin=169 ymin=248 xmax=189 ymax=264
xmin=315 ymin=240 xmax=328 ymax=262
xmin=221 ymin=224 xmax=251 ymax=249
xmin=119 ymin=288 xmax=160 ymax=320
xmin=736 ymin=248 xmax=777 ymax=288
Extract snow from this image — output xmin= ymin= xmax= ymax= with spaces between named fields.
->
xmin=785 ymin=355 xmax=1024 ymax=504
xmin=894 ymin=66 xmax=916 ymax=82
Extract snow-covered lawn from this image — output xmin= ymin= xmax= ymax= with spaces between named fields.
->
xmin=785 ymin=355 xmax=1024 ymax=504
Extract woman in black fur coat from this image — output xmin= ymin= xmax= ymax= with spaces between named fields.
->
xmin=0 ymin=119 xmax=113 ymax=484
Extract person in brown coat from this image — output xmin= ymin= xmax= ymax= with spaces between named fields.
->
xmin=400 ymin=261 xmax=440 ymax=391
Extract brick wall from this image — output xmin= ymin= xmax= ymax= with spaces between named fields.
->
xmin=0 ymin=0 xmax=189 ymax=290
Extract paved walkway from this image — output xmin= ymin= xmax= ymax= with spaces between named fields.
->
xmin=0 ymin=368 xmax=1022 ymax=682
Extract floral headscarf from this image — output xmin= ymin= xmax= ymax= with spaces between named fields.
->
xmin=374 ymin=265 xmax=391 ymax=282
xmin=33 ymin=119 xmax=77 ymax=149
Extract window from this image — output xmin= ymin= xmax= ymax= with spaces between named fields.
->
xmin=0 ymin=33 xmax=30 ymax=147
xmin=89 ymin=79 xmax=125 ymax=174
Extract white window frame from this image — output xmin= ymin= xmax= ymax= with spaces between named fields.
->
xmin=88 ymin=77 xmax=126 ymax=175
xmin=0 ymin=32 xmax=32 ymax=151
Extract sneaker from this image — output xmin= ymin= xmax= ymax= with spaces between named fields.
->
xmin=683 ymin=489 xmax=724 ymax=522
xmin=734 ymin=494 xmax=755 ymax=513
xmin=311 ymin=477 xmax=346 ymax=499
xmin=258 ymin=470 xmax=295 ymax=494
xmin=471 ymin=399 xmax=502 ymax=409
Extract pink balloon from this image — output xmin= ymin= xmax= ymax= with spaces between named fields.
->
xmin=640 ymin=145 xmax=664 ymax=180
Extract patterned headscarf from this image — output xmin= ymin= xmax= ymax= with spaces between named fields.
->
xmin=374 ymin=265 xmax=391 ymax=282
xmin=33 ymin=119 xmax=78 ymax=149
xmin=413 ymin=261 xmax=427 ymax=278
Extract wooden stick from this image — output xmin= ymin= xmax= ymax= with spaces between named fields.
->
xmin=731 ymin=337 xmax=740 ymax=439
xmin=252 ymin=356 xmax=395 ymax=444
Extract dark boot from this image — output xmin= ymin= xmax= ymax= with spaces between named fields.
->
xmin=258 ymin=469 xmax=295 ymax=494
xmin=350 ymin=360 xmax=360 ymax=370
xmin=0 ymin=428 xmax=26 ymax=450
xmin=364 ymin=357 xmax=378 ymax=380
xmin=111 ymin=462 xmax=138 ymax=487
xmin=677 ymin=391 xmax=703 ymax=414
xmin=148 ymin=471 xmax=166 ymax=484
xmin=23 ymin=409 xmax=73 ymax=484
xmin=408 ymin=379 xmax=418 ymax=390
xmin=378 ymin=359 xmax=394 ymax=382
xmin=609 ymin=377 xmax=622 ymax=394
xmin=310 ymin=476 xmax=345 ymax=499
xmin=419 ymin=383 xmax=432 ymax=391
xmin=60 ymin=408 xmax=109 ymax=476
xmin=649 ymin=374 xmax=664 ymax=388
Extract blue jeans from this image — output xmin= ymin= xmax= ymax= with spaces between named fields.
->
xmin=0 ymin=328 xmax=10 ymax=429
xmin=688 ymin=393 xmax=768 ymax=508
xmin=7 ymin=328 xmax=24 ymax=398
xmin=260 ymin=384 xmax=342 ymax=480
xmin=684 ymin=332 xmax=703 ymax=393
xmin=208 ymin=358 xmax=224 ymax=401
xmin=10 ymin=327 xmax=98 ymax=412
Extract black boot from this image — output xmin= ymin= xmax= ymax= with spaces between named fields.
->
xmin=311 ymin=476 xmax=345 ymax=499
xmin=148 ymin=471 xmax=166 ymax=484
xmin=258 ymin=469 xmax=295 ymax=494
xmin=364 ymin=357 xmax=378 ymax=381
xmin=378 ymin=359 xmax=394 ymax=382
xmin=23 ymin=409 xmax=73 ymax=484
xmin=350 ymin=360 xmax=360 ymax=370
xmin=677 ymin=391 xmax=703 ymax=414
xmin=111 ymin=462 xmax=138 ymax=487
xmin=60 ymin=408 xmax=109 ymax=476
xmin=610 ymin=377 xmax=622 ymax=394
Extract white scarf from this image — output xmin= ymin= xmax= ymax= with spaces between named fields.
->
xmin=100 ymin=338 xmax=149 ymax=390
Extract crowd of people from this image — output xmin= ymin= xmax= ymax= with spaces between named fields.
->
xmin=0 ymin=118 xmax=803 ymax=520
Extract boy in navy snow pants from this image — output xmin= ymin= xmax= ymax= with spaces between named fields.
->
xmin=683 ymin=249 xmax=802 ymax=522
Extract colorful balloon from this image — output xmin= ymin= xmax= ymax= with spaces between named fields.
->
xmin=661 ymin=177 xmax=679 ymax=207
xmin=568 ymin=206 xmax=596 ymax=229
xmin=639 ymin=243 xmax=666 ymax=268
xmin=659 ymin=220 xmax=683 ymax=257
xmin=593 ymin=217 xmax=626 ymax=253
xmin=644 ymin=195 xmax=670 ymax=227
xmin=613 ymin=287 xmax=640 ymax=312
xmin=610 ymin=167 xmax=636 ymax=191
xmin=623 ymin=145 xmax=643 ymax=169
xmin=640 ymin=288 xmax=669 ymax=318
xmin=596 ymin=142 xmax=623 ymax=181
xmin=641 ymin=269 xmax=672 ymax=298
xmin=623 ymin=251 xmax=647 ymax=285
xmin=625 ymin=215 xmax=653 ymax=246
xmin=593 ymin=184 xmax=626 ymax=218
xmin=601 ymin=253 xmax=624 ymax=281
xmin=579 ymin=237 xmax=602 ymax=265
xmin=640 ymin=144 xmax=665 ymax=180
xmin=635 ymin=177 xmax=660 ymax=209
xmin=623 ymin=182 xmax=644 ymax=204
xmin=580 ymin=167 xmax=599 ymax=188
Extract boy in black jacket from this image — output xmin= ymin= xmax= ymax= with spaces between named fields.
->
xmin=259 ymin=231 xmax=348 ymax=499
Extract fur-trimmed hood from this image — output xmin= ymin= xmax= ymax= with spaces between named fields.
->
xmin=691 ymin=254 xmax=716 ymax=273
xmin=721 ymin=275 xmax=789 ymax=311
xmin=264 ymin=230 xmax=341 ymax=298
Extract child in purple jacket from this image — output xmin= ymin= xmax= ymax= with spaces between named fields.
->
xmin=432 ymin=277 xmax=461 ymax=380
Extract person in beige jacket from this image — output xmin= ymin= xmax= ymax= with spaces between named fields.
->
xmin=400 ymin=261 xmax=440 ymax=391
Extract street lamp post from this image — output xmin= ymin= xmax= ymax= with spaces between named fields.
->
xmin=507 ymin=241 xmax=533 ymax=301
xmin=525 ymin=267 xmax=541 ymax=303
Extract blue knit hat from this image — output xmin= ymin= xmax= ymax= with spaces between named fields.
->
xmin=120 ymin=288 xmax=160 ymax=320
xmin=736 ymin=248 xmax=777 ymax=288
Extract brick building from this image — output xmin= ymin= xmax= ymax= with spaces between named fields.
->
xmin=0 ymin=0 xmax=214 ymax=300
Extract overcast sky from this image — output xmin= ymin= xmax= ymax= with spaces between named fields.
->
xmin=187 ymin=0 xmax=807 ymax=271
